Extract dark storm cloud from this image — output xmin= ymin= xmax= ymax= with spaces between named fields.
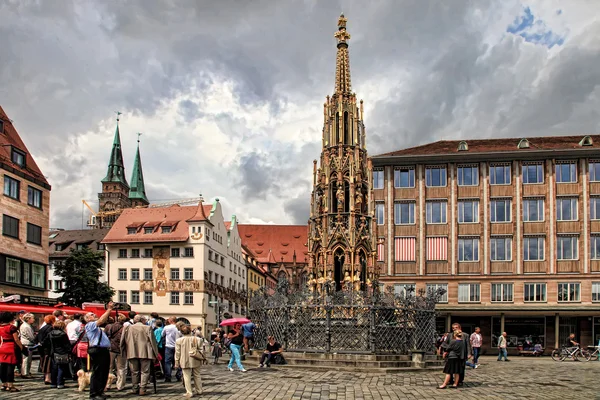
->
xmin=284 ymin=195 xmax=311 ymax=225
xmin=2 ymin=1 xmax=599 ymax=228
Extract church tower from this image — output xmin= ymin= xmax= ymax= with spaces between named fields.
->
xmin=308 ymin=15 xmax=377 ymax=292
xmin=98 ymin=114 xmax=132 ymax=227
xmin=128 ymin=135 xmax=149 ymax=208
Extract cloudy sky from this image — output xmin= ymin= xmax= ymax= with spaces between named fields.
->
xmin=2 ymin=0 xmax=599 ymax=229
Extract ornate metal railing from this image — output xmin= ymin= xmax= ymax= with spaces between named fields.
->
xmin=249 ymin=279 xmax=445 ymax=355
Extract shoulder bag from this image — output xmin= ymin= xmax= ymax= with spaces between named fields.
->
xmin=51 ymin=335 xmax=70 ymax=365
xmin=189 ymin=337 xmax=208 ymax=364
xmin=87 ymin=328 xmax=104 ymax=356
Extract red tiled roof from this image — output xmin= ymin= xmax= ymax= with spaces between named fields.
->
xmin=374 ymin=135 xmax=600 ymax=158
xmin=188 ymin=203 xmax=212 ymax=223
xmin=224 ymin=221 xmax=231 ymax=230
xmin=103 ymin=203 xmax=211 ymax=243
xmin=238 ymin=224 xmax=308 ymax=265
xmin=0 ymin=106 xmax=50 ymax=189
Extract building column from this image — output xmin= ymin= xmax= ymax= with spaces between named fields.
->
xmin=482 ymin=162 xmax=489 ymax=275
xmin=387 ymin=166 xmax=393 ymax=276
xmin=419 ymin=165 xmax=425 ymax=275
xmin=582 ymin=158 xmax=589 ymax=274
xmin=446 ymin=314 xmax=452 ymax=333
xmin=450 ymin=163 xmax=456 ymax=275
xmin=500 ymin=313 xmax=505 ymax=333
xmin=555 ymin=313 xmax=560 ymax=349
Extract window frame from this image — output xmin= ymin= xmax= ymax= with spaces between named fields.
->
xmin=523 ymin=237 xmax=545 ymax=261
xmin=426 ymin=201 xmax=447 ymax=224
xmin=457 ymin=200 xmax=479 ymax=224
xmin=118 ymin=249 xmax=127 ymax=258
xmin=11 ymin=148 xmax=26 ymax=167
xmin=2 ymin=214 xmax=19 ymax=239
xmin=118 ymin=269 xmax=127 ymax=281
xmin=184 ymin=292 xmax=194 ymax=305
xmin=590 ymin=161 xmax=600 ymax=182
xmin=118 ymin=290 xmax=127 ymax=303
xmin=591 ymin=235 xmax=600 ymax=260
xmin=489 ymin=164 xmax=511 ymax=185
xmin=556 ymin=197 xmax=578 ymax=222
xmin=425 ymin=166 xmax=447 ymax=187
xmin=373 ymin=169 xmax=384 ymax=189
xmin=394 ymin=202 xmax=415 ymax=225
xmin=393 ymin=168 xmax=415 ymax=188
xmin=592 ymin=282 xmax=600 ymax=302
xmin=490 ymin=237 xmax=512 ymax=262
xmin=375 ymin=203 xmax=385 ymax=225
xmin=522 ymin=163 xmax=544 ymax=184
xmin=426 ymin=283 xmax=448 ymax=303
xmin=170 ymin=291 xmax=180 ymax=305
xmin=393 ymin=283 xmax=416 ymax=297
xmin=143 ymin=291 xmax=153 ymax=305
xmin=458 ymin=283 xmax=481 ymax=303
xmin=27 ymin=186 xmax=42 ymax=209
xmin=183 ymin=268 xmax=194 ymax=280
xmin=556 ymin=235 xmax=578 ymax=261
xmin=555 ymin=162 xmax=577 ymax=183
xmin=144 ymin=248 xmax=153 ymax=258
xmin=523 ymin=198 xmax=544 ymax=222
xmin=143 ymin=268 xmax=152 ymax=281
xmin=491 ymin=283 xmax=514 ymax=302
xmin=130 ymin=290 xmax=140 ymax=304
xmin=171 ymin=248 xmax=180 ymax=257
xmin=131 ymin=269 xmax=140 ymax=281
xmin=458 ymin=237 xmax=479 ymax=262
xmin=171 ymin=268 xmax=180 ymax=280
xmin=184 ymin=247 xmax=194 ymax=257
xmin=490 ymin=199 xmax=511 ymax=223
xmin=558 ymin=282 xmax=581 ymax=302
xmin=524 ymin=283 xmax=547 ymax=302
xmin=591 ymin=198 xmax=600 ymax=220
xmin=26 ymin=223 xmax=42 ymax=245
xmin=131 ymin=249 xmax=140 ymax=258
xmin=457 ymin=165 xmax=479 ymax=187
xmin=3 ymin=175 xmax=20 ymax=200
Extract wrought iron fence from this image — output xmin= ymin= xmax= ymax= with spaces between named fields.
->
xmin=249 ymin=279 xmax=445 ymax=355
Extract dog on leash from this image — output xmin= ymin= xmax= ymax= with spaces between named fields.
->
xmin=76 ymin=369 xmax=116 ymax=392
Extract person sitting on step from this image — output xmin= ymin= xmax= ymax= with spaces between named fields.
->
xmin=259 ymin=336 xmax=283 ymax=368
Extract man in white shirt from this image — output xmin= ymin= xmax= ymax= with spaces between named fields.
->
xmin=123 ymin=311 xmax=137 ymax=327
xmin=66 ymin=313 xmax=83 ymax=344
xmin=161 ymin=316 xmax=181 ymax=382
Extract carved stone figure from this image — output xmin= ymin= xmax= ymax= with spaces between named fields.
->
xmin=353 ymin=271 xmax=361 ymax=291
xmin=336 ymin=183 xmax=344 ymax=211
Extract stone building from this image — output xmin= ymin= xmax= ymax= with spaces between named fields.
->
xmin=47 ymin=228 xmax=110 ymax=298
xmin=307 ymin=15 xmax=377 ymax=291
xmin=97 ymin=117 xmax=149 ymax=228
xmin=0 ymin=106 xmax=51 ymax=298
xmin=371 ymin=135 xmax=600 ymax=352
xmin=103 ymin=199 xmax=247 ymax=336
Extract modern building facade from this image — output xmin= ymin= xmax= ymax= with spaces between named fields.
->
xmin=307 ymin=14 xmax=377 ymax=291
xmin=0 ymin=106 xmax=51 ymax=298
xmin=48 ymin=228 xmax=110 ymax=298
xmin=103 ymin=199 xmax=247 ymax=336
xmin=371 ymin=135 xmax=600 ymax=353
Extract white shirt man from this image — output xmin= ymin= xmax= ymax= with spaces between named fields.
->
xmin=67 ymin=315 xmax=83 ymax=343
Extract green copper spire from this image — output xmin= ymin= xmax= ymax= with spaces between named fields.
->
xmin=128 ymin=133 xmax=149 ymax=204
xmin=101 ymin=113 xmax=129 ymax=187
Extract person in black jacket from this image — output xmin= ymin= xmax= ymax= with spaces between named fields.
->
xmin=438 ymin=331 xmax=465 ymax=389
xmin=442 ymin=323 xmax=471 ymax=387
xmin=45 ymin=320 xmax=72 ymax=389
xmin=36 ymin=315 xmax=57 ymax=385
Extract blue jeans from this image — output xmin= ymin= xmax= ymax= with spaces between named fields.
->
xmin=164 ymin=347 xmax=182 ymax=380
xmin=228 ymin=344 xmax=244 ymax=370
xmin=497 ymin=348 xmax=508 ymax=361
xmin=472 ymin=347 xmax=480 ymax=364
xmin=51 ymin=359 xmax=67 ymax=386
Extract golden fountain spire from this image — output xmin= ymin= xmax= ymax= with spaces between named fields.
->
xmin=334 ymin=13 xmax=352 ymax=95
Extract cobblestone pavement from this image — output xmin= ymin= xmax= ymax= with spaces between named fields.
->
xmin=3 ymin=356 xmax=598 ymax=400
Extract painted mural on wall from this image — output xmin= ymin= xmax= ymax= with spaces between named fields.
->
xmin=153 ymin=245 xmax=170 ymax=296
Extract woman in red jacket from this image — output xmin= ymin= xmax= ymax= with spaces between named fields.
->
xmin=0 ymin=312 xmax=23 ymax=392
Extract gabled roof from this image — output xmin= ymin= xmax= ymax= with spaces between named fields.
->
xmin=373 ymin=135 xmax=600 ymax=158
xmin=238 ymin=224 xmax=308 ymax=265
xmin=49 ymin=228 xmax=110 ymax=257
xmin=0 ymin=106 xmax=50 ymax=189
xmin=103 ymin=204 xmax=211 ymax=243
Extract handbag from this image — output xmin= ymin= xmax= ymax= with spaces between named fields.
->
xmin=72 ymin=329 xmax=86 ymax=356
xmin=189 ymin=338 xmax=208 ymax=364
xmin=50 ymin=338 xmax=70 ymax=365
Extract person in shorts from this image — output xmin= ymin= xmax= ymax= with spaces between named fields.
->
xmin=241 ymin=317 xmax=256 ymax=352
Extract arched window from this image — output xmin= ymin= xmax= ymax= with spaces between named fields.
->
xmin=277 ymin=271 xmax=287 ymax=283
xmin=344 ymin=111 xmax=349 ymax=144
xmin=301 ymin=272 xmax=308 ymax=287
xmin=335 ymin=112 xmax=340 ymax=144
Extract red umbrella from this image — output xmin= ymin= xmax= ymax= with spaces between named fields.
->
xmin=219 ymin=317 xmax=250 ymax=327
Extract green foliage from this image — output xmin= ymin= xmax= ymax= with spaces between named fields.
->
xmin=53 ymin=247 xmax=114 ymax=307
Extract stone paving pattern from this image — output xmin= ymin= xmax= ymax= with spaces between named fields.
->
xmin=3 ymin=356 xmax=597 ymax=399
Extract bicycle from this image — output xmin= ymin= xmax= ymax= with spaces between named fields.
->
xmin=551 ymin=346 xmax=590 ymax=361
xmin=583 ymin=346 xmax=599 ymax=362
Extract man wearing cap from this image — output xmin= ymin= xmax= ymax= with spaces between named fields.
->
xmin=84 ymin=302 xmax=113 ymax=400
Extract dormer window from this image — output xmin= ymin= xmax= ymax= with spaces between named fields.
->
xmin=144 ymin=227 xmax=154 ymax=234
xmin=518 ymin=138 xmax=530 ymax=149
xmin=11 ymin=148 xmax=25 ymax=167
xmin=457 ymin=141 xmax=468 ymax=151
xmin=127 ymin=228 xmax=137 ymax=235
xmin=579 ymin=135 xmax=593 ymax=146
xmin=161 ymin=226 xmax=172 ymax=234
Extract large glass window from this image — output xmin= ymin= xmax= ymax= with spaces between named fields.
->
xmin=184 ymin=292 xmax=194 ymax=305
xmin=27 ymin=186 xmax=42 ymax=208
xmin=590 ymin=162 xmax=600 ymax=182
xmin=555 ymin=162 xmax=577 ymax=183
xmin=375 ymin=203 xmax=384 ymax=225
xmin=118 ymin=291 xmax=127 ymax=303
xmin=592 ymin=236 xmax=600 ymax=260
xmin=458 ymin=238 xmax=479 ymax=262
xmin=144 ymin=292 xmax=153 ymax=305
xmin=556 ymin=198 xmax=578 ymax=221
xmin=131 ymin=291 xmax=140 ymax=304
xmin=490 ymin=164 xmax=511 ymax=185
xmin=426 ymin=283 xmax=448 ymax=303
xmin=457 ymin=165 xmax=478 ymax=186
xmin=170 ymin=292 xmax=180 ymax=304
xmin=458 ymin=200 xmax=479 ymax=223
xmin=557 ymin=236 xmax=578 ymax=260
xmin=394 ymin=202 xmax=415 ymax=225
xmin=592 ymin=283 xmax=600 ymax=302
xmin=131 ymin=269 xmax=140 ymax=281
xmin=524 ymin=283 xmax=546 ymax=302
xmin=591 ymin=198 xmax=600 ymax=220
xmin=6 ymin=258 xmax=21 ymax=284
xmin=522 ymin=164 xmax=544 ymax=184
xmin=523 ymin=199 xmax=544 ymax=222
xmin=2 ymin=214 xmax=19 ymax=238
xmin=524 ymin=237 xmax=544 ymax=261
xmin=558 ymin=282 xmax=580 ymax=302
xmin=373 ymin=170 xmax=384 ymax=189
xmin=394 ymin=283 xmax=415 ymax=297
xmin=491 ymin=317 xmax=545 ymax=349
xmin=458 ymin=283 xmax=480 ymax=303
xmin=3 ymin=175 xmax=20 ymax=200
xmin=490 ymin=200 xmax=511 ymax=222
xmin=490 ymin=237 xmax=512 ymax=261
xmin=491 ymin=283 xmax=513 ymax=302
xmin=425 ymin=167 xmax=447 ymax=187
xmin=143 ymin=269 xmax=152 ymax=280
xmin=184 ymin=268 xmax=194 ymax=280
xmin=171 ymin=268 xmax=180 ymax=280
xmin=394 ymin=168 xmax=415 ymax=188
xmin=32 ymin=264 xmax=44 ymax=288
xmin=118 ymin=269 xmax=127 ymax=280
xmin=426 ymin=201 xmax=447 ymax=224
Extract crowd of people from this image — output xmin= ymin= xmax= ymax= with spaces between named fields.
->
xmin=0 ymin=304 xmax=284 ymax=398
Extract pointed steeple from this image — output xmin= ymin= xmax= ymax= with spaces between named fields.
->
xmin=128 ymin=133 xmax=149 ymax=205
xmin=334 ymin=13 xmax=352 ymax=95
xmin=101 ymin=113 xmax=129 ymax=187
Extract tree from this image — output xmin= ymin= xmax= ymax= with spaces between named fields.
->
xmin=53 ymin=247 xmax=114 ymax=307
